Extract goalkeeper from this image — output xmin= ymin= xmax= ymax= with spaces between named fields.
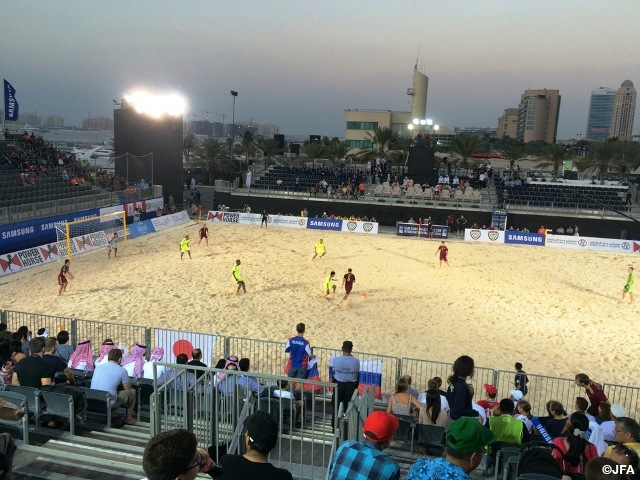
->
xmin=180 ymin=235 xmax=191 ymax=260
xmin=108 ymin=232 xmax=118 ymax=259
xmin=622 ymin=266 xmax=635 ymax=304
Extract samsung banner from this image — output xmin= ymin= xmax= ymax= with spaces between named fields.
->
xmin=504 ymin=231 xmax=546 ymax=246
xmin=3 ymin=79 xmax=19 ymax=121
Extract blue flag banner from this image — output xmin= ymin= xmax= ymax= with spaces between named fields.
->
xmin=4 ymin=79 xmax=19 ymax=121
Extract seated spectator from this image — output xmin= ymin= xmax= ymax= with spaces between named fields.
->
xmin=217 ymin=356 xmax=241 ymax=396
xmin=122 ymin=343 xmax=147 ymax=379
xmin=573 ymin=396 xmax=596 ymax=422
xmin=557 ymin=226 xmax=565 ymax=235
xmin=603 ymin=417 xmax=640 ymax=459
xmin=90 ymin=349 xmax=136 ymax=425
xmin=510 ymin=389 xmax=523 ymax=408
xmin=407 ymin=417 xmax=496 ymax=480
xmin=142 ymin=429 xmax=220 ymax=480
xmin=551 ymin=412 xmax=598 ymax=474
xmin=476 ymin=383 xmax=500 ymax=418
xmin=237 ymin=358 xmax=266 ymax=397
xmin=418 ymin=389 xmax=449 ymax=427
xmin=597 ymin=402 xmax=612 ymax=423
xmin=601 ymin=403 xmax=626 ymax=442
xmin=0 ymin=358 xmax=13 ymax=385
xmin=142 ymin=347 xmax=165 ymax=380
xmin=68 ymin=339 xmax=94 ymax=372
xmin=187 ymin=348 xmax=207 ymax=379
xmin=538 ymin=400 xmax=568 ymax=438
xmin=54 ymin=330 xmax=74 ymax=363
xmin=607 ymin=444 xmax=640 ymax=470
xmin=42 ymin=337 xmax=74 ymax=384
xmin=217 ymin=410 xmax=293 ymax=479
xmin=95 ymin=339 xmax=116 ymax=367
xmin=487 ymin=399 xmax=529 ymax=474
xmin=158 ymin=353 xmax=195 ymax=391
xmin=515 ymin=400 xmax=534 ymax=433
xmin=12 ymin=338 xmax=53 ymax=388
xmin=9 ymin=339 xmax=26 ymax=365
xmin=387 ymin=377 xmax=421 ymax=416
xmin=402 ymin=375 xmax=420 ymax=398
xmin=586 ymin=457 xmax=632 ymax=480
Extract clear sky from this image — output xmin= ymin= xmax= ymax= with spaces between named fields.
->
xmin=2 ymin=0 xmax=639 ymax=140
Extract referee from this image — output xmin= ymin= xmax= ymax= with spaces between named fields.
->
xmin=330 ymin=340 xmax=360 ymax=428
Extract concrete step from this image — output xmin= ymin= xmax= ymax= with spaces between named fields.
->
xmin=15 ymin=443 xmax=145 ymax=477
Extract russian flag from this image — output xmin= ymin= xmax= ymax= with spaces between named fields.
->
xmin=304 ymin=357 xmax=322 ymax=391
xmin=329 ymin=357 xmax=383 ymax=399
xmin=358 ymin=359 xmax=383 ymax=399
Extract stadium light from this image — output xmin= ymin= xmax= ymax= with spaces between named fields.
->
xmin=123 ymin=91 xmax=186 ymax=118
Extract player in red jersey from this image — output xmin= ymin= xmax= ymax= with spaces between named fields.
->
xmin=342 ymin=268 xmax=356 ymax=301
xmin=58 ymin=259 xmax=74 ymax=296
xmin=198 ymin=224 xmax=209 ymax=247
xmin=435 ymin=241 xmax=449 ymax=268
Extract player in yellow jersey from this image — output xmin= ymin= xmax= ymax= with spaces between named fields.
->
xmin=312 ymin=238 xmax=326 ymax=260
xmin=233 ymin=259 xmax=246 ymax=294
xmin=324 ymin=271 xmax=336 ymax=296
xmin=622 ymin=266 xmax=635 ymax=304
xmin=180 ymin=235 xmax=191 ymax=260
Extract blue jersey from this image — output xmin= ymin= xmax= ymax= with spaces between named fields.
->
xmin=285 ymin=336 xmax=312 ymax=369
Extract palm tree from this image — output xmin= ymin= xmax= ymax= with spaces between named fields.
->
xmin=325 ymin=138 xmax=350 ymax=165
xmin=301 ymin=141 xmax=327 ymax=166
xmin=255 ymin=136 xmax=280 ymax=171
xmin=535 ymin=143 xmax=568 ymax=178
xmin=576 ymin=138 xmax=620 ymax=184
xmin=501 ymin=139 xmax=525 ymax=170
xmin=240 ymin=130 xmax=256 ymax=167
xmin=358 ymin=127 xmax=401 ymax=164
xmin=194 ymin=138 xmax=236 ymax=184
xmin=182 ymin=133 xmax=197 ymax=167
xmin=451 ymin=135 xmax=483 ymax=175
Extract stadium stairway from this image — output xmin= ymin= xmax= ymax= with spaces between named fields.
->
xmin=11 ymin=422 xmax=150 ymax=479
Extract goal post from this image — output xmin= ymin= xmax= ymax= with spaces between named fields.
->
xmin=55 ymin=211 xmax=127 ymax=261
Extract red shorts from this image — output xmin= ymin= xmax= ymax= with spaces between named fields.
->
xmin=345 ymin=283 xmax=353 ymax=294
xmin=58 ymin=274 xmax=67 ymax=285
xmin=200 ymin=232 xmax=207 ymax=239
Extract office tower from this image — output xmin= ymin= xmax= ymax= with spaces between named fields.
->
xmin=586 ymin=87 xmax=615 ymax=140
xmin=516 ymin=89 xmax=561 ymax=143
xmin=611 ymin=80 xmax=636 ymax=141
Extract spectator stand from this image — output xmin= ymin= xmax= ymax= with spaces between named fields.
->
xmin=3 ymin=308 xmax=640 ymax=422
xmin=149 ymin=362 xmax=337 ymax=479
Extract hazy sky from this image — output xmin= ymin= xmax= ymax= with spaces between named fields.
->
xmin=2 ymin=1 xmax=639 ymax=140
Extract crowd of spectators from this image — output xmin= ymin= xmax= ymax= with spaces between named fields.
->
xmin=2 ymin=129 xmax=135 ymax=194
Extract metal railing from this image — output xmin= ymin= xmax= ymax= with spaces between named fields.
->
xmin=340 ymin=385 xmax=375 ymax=443
xmin=3 ymin=309 xmax=640 ymax=425
xmin=401 ymin=357 xmax=496 ymax=399
xmin=150 ymin=363 xmax=337 ymax=480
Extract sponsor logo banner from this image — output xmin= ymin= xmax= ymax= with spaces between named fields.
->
xmin=206 ymin=211 xmax=307 ymax=229
xmin=342 ymin=220 xmax=379 ymax=234
xmin=505 ymin=232 xmax=546 ymax=246
xmin=547 ymin=234 xmax=638 ymax=254
xmin=127 ymin=219 xmax=156 ymax=238
xmin=464 ymin=229 xmax=505 ymax=243
xmin=0 ymin=247 xmax=45 ymax=276
xmin=151 ymin=211 xmax=191 ymax=231
xmin=397 ymin=223 xmax=447 ymax=239
xmin=0 ymin=208 xmax=100 ymax=255
xmin=306 ymin=218 xmax=343 ymax=231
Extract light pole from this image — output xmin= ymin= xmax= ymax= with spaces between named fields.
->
xmin=408 ymin=118 xmax=439 ymax=147
xmin=230 ymin=90 xmax=238 ymax=167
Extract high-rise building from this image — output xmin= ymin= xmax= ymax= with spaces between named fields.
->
xmin=516 ymin=89 xmax=561 ymax=143
xmin=586 ymin=87 xmax=616 ymax=140
xmin=498 ymin=108 xmax=519 ymax=139
xmin=611 ymin=80 xmax=636 ymax=141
